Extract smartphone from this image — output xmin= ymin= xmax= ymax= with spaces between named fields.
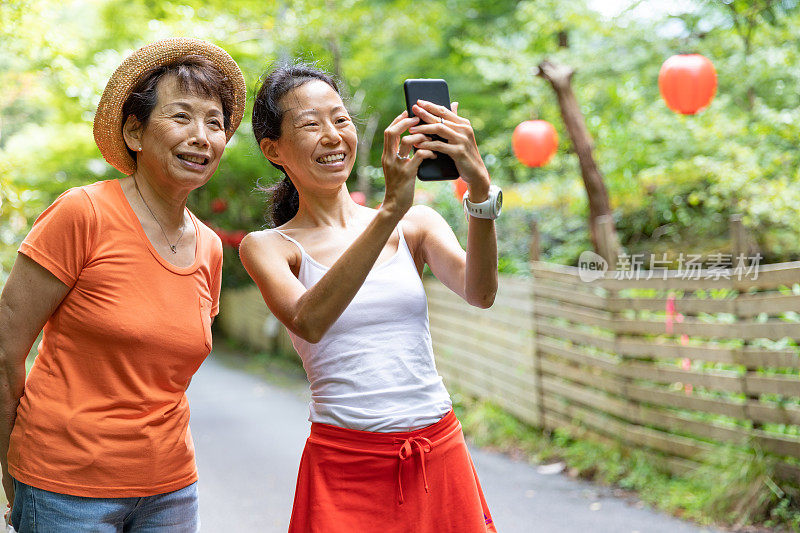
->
xmin=403 ymin=79 xmax=460 ymax=181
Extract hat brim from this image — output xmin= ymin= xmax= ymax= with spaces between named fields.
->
xmin=93 ymin=38 xmax=247 ymax=175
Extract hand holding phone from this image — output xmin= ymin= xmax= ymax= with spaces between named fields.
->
xmin=403 ymin=79 xmax=460 ymax=180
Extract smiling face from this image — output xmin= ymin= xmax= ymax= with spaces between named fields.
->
xmin=262 ymin=80 xmax=357 ymax=193
xmin=124 ymin=75 xmax=227 ymax=193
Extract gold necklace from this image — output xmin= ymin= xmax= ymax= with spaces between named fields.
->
xmin=133 ymin=178 xmax=186 ymax=254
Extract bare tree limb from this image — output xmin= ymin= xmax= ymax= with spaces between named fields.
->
xmin=536 ymin=60 xmax=621 ymax=266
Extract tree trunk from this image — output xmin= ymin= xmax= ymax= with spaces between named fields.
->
xmin=536 ymin=60 xmax=621 ymax=267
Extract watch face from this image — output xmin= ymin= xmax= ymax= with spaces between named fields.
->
xmin=495 ymin=190 xmax=503 ymax=213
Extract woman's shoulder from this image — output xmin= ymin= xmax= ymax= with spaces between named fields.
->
xmin=239 ymin=227 xmax=302 ymax=268
xmin=402 ymin=204 xmax=447 ymax=236
xmin=53 ymin=179 xmax=125 ymax=219
xmin=37 ymin=181 xmax=107 ymax=222
xmin=193 ymin=217 xmax=223 ymax=250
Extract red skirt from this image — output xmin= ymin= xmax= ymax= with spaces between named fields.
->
xmin=288 ymin=410 xmax=496 ymax=533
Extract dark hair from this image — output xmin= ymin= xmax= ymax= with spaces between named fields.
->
xmin=252 ymin=62 xmax=340 ymax=227
xmin=121 ymin=55 xmax=235 ymax=163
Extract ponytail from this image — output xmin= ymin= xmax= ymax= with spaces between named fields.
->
xmin=260 ymin=176 xmax=299 ymax=227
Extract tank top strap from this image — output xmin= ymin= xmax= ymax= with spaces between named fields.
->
xmin=396 ymin=221 xmax=414 ymax=261
xmin=270 ymin=224 xmax=409 ymax=270
xmin=267 ymin=229 xmax=309 ymax=259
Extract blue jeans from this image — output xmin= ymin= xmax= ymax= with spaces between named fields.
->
xmin=9 ymin=478 xmax=199 ymax=532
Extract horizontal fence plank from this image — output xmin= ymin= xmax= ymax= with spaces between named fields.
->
xmin=538 ymin=336 xmax=749 ymax=394
xmin=425 ymin=277 xmax=534 ymax=310
xmin=429 ymin=313 xmax=531 ymax=354
xmin=537 ymin=337 xmax=620 ymax=373
xmin=542 ymin=410 xmax=698 ymax=476
xmin=622 ymin=360 xmax=744 ymax=392
xmin=430 ymin=323 xmax=534 ymax=370
xmin=607 ymin=296 xmax=736 ymax=315
xmin=437 ymin=359 xmax=540 ymax=427
xmin=530 ymin=263 xmax=608 ymax=292
xmin=733 ymin=261 xmax=800 ymax=290
xmin=747 ymin=401 xmax=800 ymax=426
xmin=535 ymin=321 xmax=616 ymax=352
xmin=542 ymin=376 xmax=751 ymax=447
xmin=534 ymin=300 xmax=613 ymax=329
xmin=532 ymin=282 xmax=607 ymax=310
xmin=614 ymin=337 xmax=800 ymax=369
xmin=427 ymin=297 xmax=532 ymax=331
xmin=544 ymin=396 xmax=716 ymax=459
xmin=426 ymin=279 xmax=535 ymax=310
xmin=746 ymin=374 xmax=800 ymax=397
xmin=604 ymin=293 xmax=800 ymax=318
xmin=542 ymin=375 xmax=800 ymax=459
xmin=531 ymin=260 xmax=800 ymax=291
xmin=541 ymin=354 xmax=800 ymax=428
xmin=431 ymin=330 xmax=536 ymax=390
xmin=614 ymin=318 xmax=800 ymax=341
xmin=534 ymin=304 xmax=800 ymax=342
xmin=539 ymin=357 xmax=624 ymax=395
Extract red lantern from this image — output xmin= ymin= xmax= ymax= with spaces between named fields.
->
xmin=350 ymin=191 xmax=366 ymax=206
xmin=658 ymin=54 xmax=717 ymax=115
xmin=453 ymin=178 xmax=468 ymax=201
xmin=512 ymin=120 xmax=558 ymax=167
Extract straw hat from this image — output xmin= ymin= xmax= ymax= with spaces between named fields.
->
xmin=93 ymin=38 xmax=247 ymax=175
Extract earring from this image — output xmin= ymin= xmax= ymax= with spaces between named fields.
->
xmin=137 ymin=147 xmax=142 ymax=152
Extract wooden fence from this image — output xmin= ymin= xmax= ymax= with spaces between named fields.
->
xmin=426 ymin=260 xmax=800 ymax=481
xmin=217 ymin=259 xmax=800 ymax=481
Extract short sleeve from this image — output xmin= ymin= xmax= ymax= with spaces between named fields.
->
xmin=18 ymin=187 xmax=97 ymax=288
xmin=209 ymin=242 xmax=223 ymax=318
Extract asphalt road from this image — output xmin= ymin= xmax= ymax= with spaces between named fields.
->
xmin=188 ymin=355 xmax=721 ymax=533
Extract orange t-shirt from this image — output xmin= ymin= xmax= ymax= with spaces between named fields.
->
xmin=8 ymin=179 xmax=222 ymax=497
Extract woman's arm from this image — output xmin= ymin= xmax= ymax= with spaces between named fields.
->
xmin=406 ymin=205 xmax=497 ymax=309
xmin=240 ymin=112 xmax=435 ymax=344
xmin=408 ymin=101 xmax=498 ymax=308
xmin=0 ymin=254 xmax=70 ymax=505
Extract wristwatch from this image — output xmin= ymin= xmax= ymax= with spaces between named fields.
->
xmin=463 ymin=184 xmax=503 ymax=220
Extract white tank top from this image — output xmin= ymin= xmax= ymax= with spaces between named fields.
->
xmin=270 ymin=224 xmax=452 ymax=432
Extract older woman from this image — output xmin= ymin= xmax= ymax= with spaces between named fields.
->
xmin=0 ymin=38 xmax=245 ymax=531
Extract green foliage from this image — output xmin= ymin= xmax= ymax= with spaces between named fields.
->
xmin=3 ymin=0 xmax=800 ymax=285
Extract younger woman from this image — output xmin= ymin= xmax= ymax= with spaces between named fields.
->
xmin=240 ymin=63 xmax=501 ymax=533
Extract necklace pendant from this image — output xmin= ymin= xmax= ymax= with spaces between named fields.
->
xmin=170 ymin=245 xmax=177 ymax=254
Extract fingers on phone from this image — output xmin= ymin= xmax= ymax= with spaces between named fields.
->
xmin=414 ymin=139 xmax=455 ymax=155
xmin=384 ymin=116 xmax=420 ymax=153
xmin=416 ymin=99 xmax=456 ymax=119
xmin=411 ymin=149 xmax=437 ymax=165
xmin=399 ymin=133 xmax=430 ymax=152
xmin=412 ymin=103 xmax=438 ymax=124
xmin=388 ymin=110 xmax=410 ymax=125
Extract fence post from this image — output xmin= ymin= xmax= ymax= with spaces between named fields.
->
xmin=730 ymin=214 xmax=745 ymax=262
xmin=529 ymin=236 xmax=547 ymax=433
xmin=730 ymin=214 xmax=763 ymax=433
xmin=529 ymin=219 xmax=540 ymax=263
xmin=596 ymin=214 xmax=621 ymax=270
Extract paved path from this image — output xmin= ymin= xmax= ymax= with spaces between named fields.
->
xmin=188 ymin=356 xmax=721 ymax=532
